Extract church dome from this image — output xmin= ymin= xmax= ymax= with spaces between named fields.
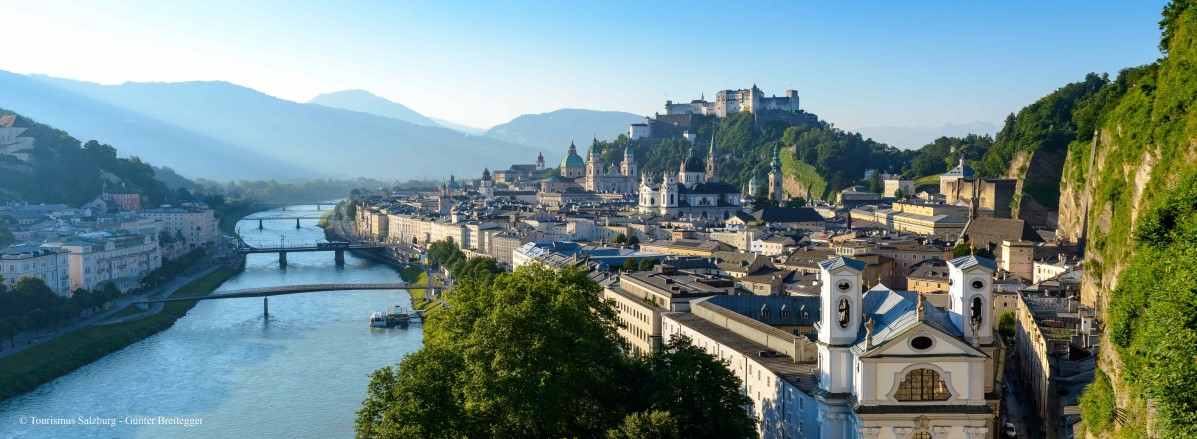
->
xmin=481 ymin=168 xmax=491 ymax=181
xmin=447 ymin=175 xmax=461 ymax=189
xmin=560 ymin=141 xmax=585 ymax=169
xmin=681 ymin=146 xmax=704 ymax=172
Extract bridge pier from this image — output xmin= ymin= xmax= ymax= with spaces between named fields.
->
xmin=317 ymin=204 xmax=322 ymax=210
xmin=279 ymin=251 xmax=287 ymax=267
xmin=334 ymin=249 xmax=345 ymax=265
xmin=264 ymin=296 xmax=269 ymax=317
xmin=258 ymin=219 xmax=264 ymax=230
xmin=296 ymin=218 xmax=302 ymax=229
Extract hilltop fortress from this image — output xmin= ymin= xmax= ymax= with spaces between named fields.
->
xmin=630 ymin=85 xmax=806 ymax=140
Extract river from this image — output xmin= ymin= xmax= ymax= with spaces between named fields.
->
xmin=0 ymin=204 xmax=423 ymax=438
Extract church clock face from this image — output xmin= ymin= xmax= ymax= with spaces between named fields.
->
xmin=837 ymin=280 xmax=851 ymax=291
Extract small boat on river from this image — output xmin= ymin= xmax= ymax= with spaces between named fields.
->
xmin=369 ymin=306 xmax=411 ymax=328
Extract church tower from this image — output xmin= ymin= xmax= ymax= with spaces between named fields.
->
xmin=947 ymin=255 xmax=996 ymax=346
xmin=536 ymin=152 xmax=545 ymax=171
xmin=621 ymin=143 xmax=637 ymax=177
xmin=586 ymin=137 xmax=602 ymax=191
xmin=817 ymin=256 xmax=865 ymax=395
xmin=705 ymin=134 xmax=720 ymax=183
xmin=661 ymin=172 xmax=678 ymax=213
xmin=768 ymin=145 xmax=784 ymax=201
xmin=748 ymin=171 xmax=761 ymax=198
xmin=479 ymin=168 xmax=494 ymax=199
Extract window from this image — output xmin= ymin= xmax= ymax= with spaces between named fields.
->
xmin=894 ymin=368 xmax=951 ymax=401
xmin=913 ymin=433 xmax=931 ymax=439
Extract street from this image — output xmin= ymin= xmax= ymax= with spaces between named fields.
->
xmin=1003 ymin=350 xmax=1042 ymax=439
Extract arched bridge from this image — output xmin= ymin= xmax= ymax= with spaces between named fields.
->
xmin=138 ymin=283 xmax=436 ymax=316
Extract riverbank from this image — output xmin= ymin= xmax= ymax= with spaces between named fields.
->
xmin=0 ymin=268 xmax=236 ymax=401
xmin=214 ymin=200 xmax=262 ymax=235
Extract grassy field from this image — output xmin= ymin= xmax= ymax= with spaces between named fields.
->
xmin=0 ymin=268 xmax=236 ymax=401
xmin=914 ymin=174 xmax=941 ymax=193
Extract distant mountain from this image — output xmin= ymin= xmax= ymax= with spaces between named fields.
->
xmin=307 ymin=89 xmax=443 ymax=128
xmin=484 ymin=109 xmax=645 ymax=151
xmin=1 ymin=71 xmax=537 ymax=180
xmin=430 ymin=117 xmax=487 ymax=135
xmin=0 ymin=71 xmax=306 ymax=180
xmin=853 ymin=121 xmax=1000 ymax=150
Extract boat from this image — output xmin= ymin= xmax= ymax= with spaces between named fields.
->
xmin=369 ymin=311 xmax=389 ymax=328
xmin=368 ymin=306 xmax=411 ymax=328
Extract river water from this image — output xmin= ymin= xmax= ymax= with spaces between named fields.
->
xmin=0 ymin=205 xmax=422 ymax=438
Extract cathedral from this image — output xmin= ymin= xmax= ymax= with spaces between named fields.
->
xmin=637 ymin=137 xmax=742 ymax=218
xmin=584 ymin=139 xmax=638 ymax=194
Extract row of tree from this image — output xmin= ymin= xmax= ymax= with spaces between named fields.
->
xmin=425 ymin=238 xmax=502 ymax=281
xmin=0 ymin=278 xmax=119 ymax=349
xmin=355 ymin=263 xmax=756 ymax=439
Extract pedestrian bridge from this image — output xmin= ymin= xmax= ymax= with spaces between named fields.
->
xmin=139 ymin=283 xmax=435 ymax=317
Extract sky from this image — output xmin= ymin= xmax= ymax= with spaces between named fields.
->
xmin=0 ymin=0 xmax=1170 ymax=131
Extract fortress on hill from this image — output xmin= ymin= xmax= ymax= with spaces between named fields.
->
xmin=630 ymin=85 xmax=806 ymax=141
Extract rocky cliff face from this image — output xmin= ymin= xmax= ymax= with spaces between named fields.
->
xmin=1064 ymin=5 xmax=1197 ymax=435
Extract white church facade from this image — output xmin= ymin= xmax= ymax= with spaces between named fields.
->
xmin=637 ymin=138 xmax=743 ymax=218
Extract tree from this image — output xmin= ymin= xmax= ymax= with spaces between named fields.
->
xmin=606 ymin=410 xmax=679 ymax=439
xmin=635 ymin=335 xmax=756 ymax=439
xmin=868 ymin=170 xmax=882 ymax=193
xmin=358 ymin=265 xmax=630 ymax=438
xmin=627 ymin=235 xmax=640 ymax=246
xmin=0 ymin=221 xmax=14 ymax=247
xmin=998 ymin=311 xmax=1016 ymax=338
xmin=623 ymin=257 xmax=638 ymax=271
xmin=894 ymin=188 xmax=906 ymax=200
xmin=952 ymin=242 xmax=972 ymax=258
xmin=613 ymin=233 xmax=627 ymax=244
xmin=638 ymin=258 xmax=659 ymax=271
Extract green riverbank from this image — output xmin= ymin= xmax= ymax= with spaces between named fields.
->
xmin=0 ymin=268 xmax=236 ymax=401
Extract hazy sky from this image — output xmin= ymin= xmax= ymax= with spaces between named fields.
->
xmin=1 ymin=0 xmax=1168 ymax=130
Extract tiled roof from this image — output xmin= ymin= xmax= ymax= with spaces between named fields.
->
xmin=818 ymin=256 xmax=866 ymax=272
xmin=948 ymin=255 xmax=997 ymax=271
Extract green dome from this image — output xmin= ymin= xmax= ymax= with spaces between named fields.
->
xmin=560 ymin=141 xmax=585 ymax=168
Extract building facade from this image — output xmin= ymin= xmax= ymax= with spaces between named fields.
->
xmin=1 ymin=244 xmax=71 ymax=296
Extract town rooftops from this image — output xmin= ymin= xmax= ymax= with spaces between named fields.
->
xmin=751 ymin=207 xmax=824 ymax=224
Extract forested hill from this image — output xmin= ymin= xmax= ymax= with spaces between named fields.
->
xmin=0 ymin=109 xmax=173 ymax=206
xmin=1053 ymin=1 xmax=1197 ymax=436
xmin=588 ymin=110 xmax=991 ymax=200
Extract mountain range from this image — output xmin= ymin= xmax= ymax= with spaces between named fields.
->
xmin=0 ymin=71 xmax=546 ymax=180
xmin=484 ymin=109 xmax=644 ymax=152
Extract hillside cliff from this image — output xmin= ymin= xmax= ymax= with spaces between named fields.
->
xmin=1062 ymin=2 xmax=1197 ymax=436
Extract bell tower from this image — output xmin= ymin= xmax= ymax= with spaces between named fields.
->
xmin=705 ymin=134 xmax=720 ymax=183
xmin=769 ymin=145 xmax=784 ymax=201
xmin=621 ymin=143 xmax=637 ymax=177
xmin=817 ymin=256 xmax=865 ymax=395
xmin=947 ymin=255 xmax=996 ymax=345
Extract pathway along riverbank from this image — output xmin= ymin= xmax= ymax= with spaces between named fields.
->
xmin=0 ymin=268 xmax=237 ymax=401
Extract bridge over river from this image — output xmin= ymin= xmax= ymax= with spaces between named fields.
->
xmin=139 ymin=283 xmax=435 ymax=317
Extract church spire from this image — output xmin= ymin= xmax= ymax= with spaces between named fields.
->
xmin=705 ymin=128 xmax=720 ymax=183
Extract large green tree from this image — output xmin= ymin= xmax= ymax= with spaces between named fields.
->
xmin=356 ymin=264 xmax=756 ymax=439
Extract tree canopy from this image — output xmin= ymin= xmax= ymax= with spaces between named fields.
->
xmin=355 ymin=264 xmax=755 ymax=438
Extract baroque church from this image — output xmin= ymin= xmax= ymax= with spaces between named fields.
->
xmin=541 ymin=138 xmax=639 ymax=195
xmin=637 ymin=137 xmax=742 ymax=218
